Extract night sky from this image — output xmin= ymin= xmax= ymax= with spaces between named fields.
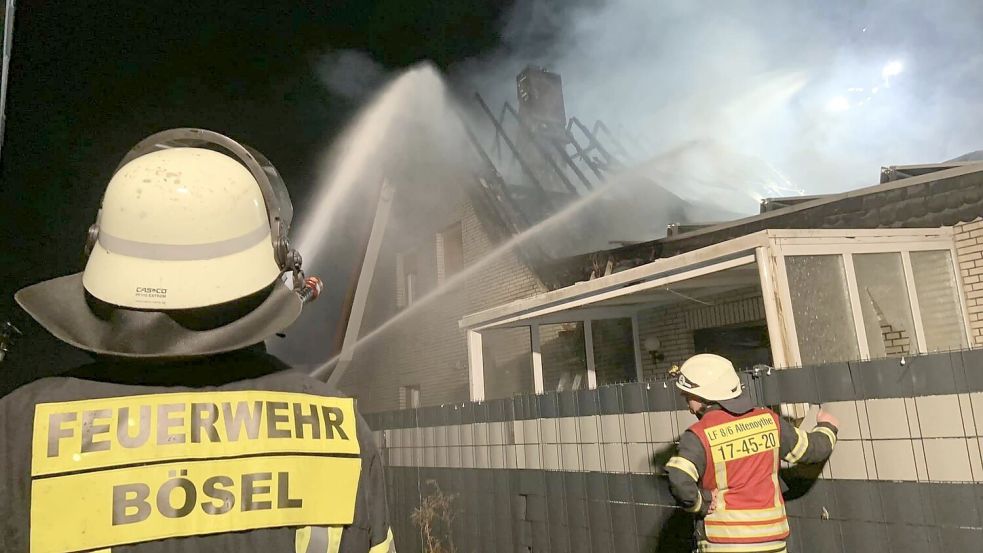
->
xmin=0 ymin=1 xmax=515 ymax=393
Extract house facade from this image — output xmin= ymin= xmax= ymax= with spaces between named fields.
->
xmin=339 ymin=156 xmax=983 ymax=413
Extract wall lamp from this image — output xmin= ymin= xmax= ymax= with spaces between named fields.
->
xmin=644 ymin=336 xmax=664 ymax=365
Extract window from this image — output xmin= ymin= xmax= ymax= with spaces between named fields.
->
xmin=853 ymin=253 xmax=918 ymax=358
xmin=437 ymin=222 xmax=464 ymax=283
xmin=540 ymin=322 xmax=588 ymax=391
xmin=481 ymin=327 xmax=534 ymax=400
xmin=785 ymin=255 xmax=860 ymax=365
xmin=782 ymin=246 xmax=969 ymax=364
xmin=910 ymin=250 xmax=968 ymax=352
xmin=694 ymin=323 xmax=772 ymax=370
xmin=406 ymin=271 xmax=417 ymax=307
xmin=591 ymin=318 xmax=637 ymax=385
xmin=397 ymin=251 xmax=418 ymax=308
xmin=399 ymin=385 xmax=420 ymax=409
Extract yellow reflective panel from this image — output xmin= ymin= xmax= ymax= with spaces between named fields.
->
xmin=30 ymin=391 xmax=363 ymax=553
xmin=33 ymin=391 xmax=360 ymax=476
xmin=368 ymin=528 xmax=396 ymax=553
xmin=704 ymin=414 xmax=778 ymax=463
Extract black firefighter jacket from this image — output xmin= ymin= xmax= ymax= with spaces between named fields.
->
xmin=0 ymin=349 xmax=395 ymax=553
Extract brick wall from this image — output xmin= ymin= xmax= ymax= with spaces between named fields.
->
xmin=463 ymin=200 xmax=548 ymax=399
xmin=460 ymin=201 xmax=546 ymax=309
xmin=341 ymin=198 xmax=548 ymax=412
xmin=881 ymin=325 xmax=912 ymax=357
xmin=955 ymin=218 xmax=983 ymax=346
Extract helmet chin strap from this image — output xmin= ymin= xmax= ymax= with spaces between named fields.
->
xmin=684 ymin=392 xmax=711 ymax=418
xmin=279 ymin=255 xmax=323 ymax=306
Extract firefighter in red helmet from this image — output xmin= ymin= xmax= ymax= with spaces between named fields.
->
xmin=666 ymin=354 xmax=838 ymax=553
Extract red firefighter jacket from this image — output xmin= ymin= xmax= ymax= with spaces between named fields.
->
xmin=666 ymin=405 xmax=837 ymax=552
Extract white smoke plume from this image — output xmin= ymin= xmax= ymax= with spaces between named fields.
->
xmin=315 ymin=50 xmax=388 ymax=101
xmin=452 ymin=0 xmax=983 ymax=209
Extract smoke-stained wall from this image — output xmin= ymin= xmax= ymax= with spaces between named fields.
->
xmin=340 ymin=196 xmax=549 ymax=411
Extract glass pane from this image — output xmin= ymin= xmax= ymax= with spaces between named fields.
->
xmin=541 ymin=322 xmax=588 ymax=392
xmin=911 ymin=250 xmax=968 ymax=352
xmin=785 ymin=255 xmax=860 ymax=364
xmin=693 ymin=324 xmax=772 ymax=371
xmin=482 ymin=327 xmax=534 ymax=400
xmin=591 ymin=318 xmax=637 ymax=385
xmin=853 ymin=253 xmax=919 ymax=358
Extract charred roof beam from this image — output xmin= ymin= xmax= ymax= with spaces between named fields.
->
xmin=501 ymin=101 xmax=587 ymax=194
xmin=455 ymin=110 xmax=534 ymax=233
xmin=562 ymin=126 xmax=606 ymax=182
xmin=568 ymin=116 xmax=623 ymax=170
xmin=592 ymin=120 xmax=634 ymax=165
xmin=474 ymin=92 xmax=558 ymax=210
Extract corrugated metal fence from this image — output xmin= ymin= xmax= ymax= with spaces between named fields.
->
xmin=363 ymin=349 xmax=983 ymax=553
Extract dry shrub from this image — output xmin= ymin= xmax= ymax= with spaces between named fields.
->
xmin=411 ymin=480 xmax=458 ymax=553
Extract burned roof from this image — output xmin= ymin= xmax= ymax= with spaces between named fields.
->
xmin=460 ymin=96 xmax=743 ymax=274
xmin=461 ymin=68 xmax=983 ymax=290
xmin=543 ymin=163 xmax=983 ymax=289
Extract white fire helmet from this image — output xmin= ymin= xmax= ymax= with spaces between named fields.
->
xmin=82 ymin=146 xmax=282 ymax=309
xmin=675 ymin=353 xmax=743 ymax=402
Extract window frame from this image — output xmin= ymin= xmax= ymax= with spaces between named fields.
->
xmin=399 ymin=384 xmax=421 ymax=409
xmin=396 ymin=250 xmax=420 ymax=309
xmin=436 ymin=221 xmax=465 ymax=285
xmin=777 ymin=240 xmax=971 ymax=364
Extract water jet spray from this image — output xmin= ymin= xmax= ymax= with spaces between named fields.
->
xmin=308 ymin=159 xmax=691 ymax=381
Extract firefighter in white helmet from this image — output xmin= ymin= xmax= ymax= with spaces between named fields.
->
xmin=0 ymin=129 xmax=394 ymax=553
xmin=666 ymin=354 xmax=838 ymax=553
